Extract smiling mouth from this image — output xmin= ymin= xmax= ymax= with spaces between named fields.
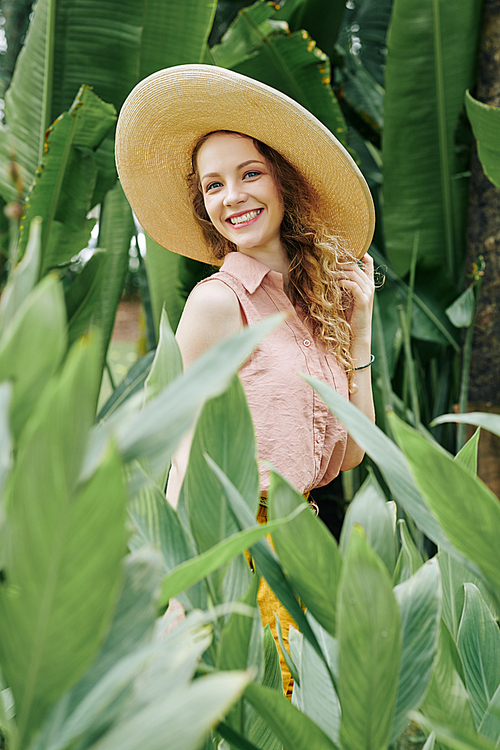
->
xmin=226 ymin=209 xmax=263 ymax=226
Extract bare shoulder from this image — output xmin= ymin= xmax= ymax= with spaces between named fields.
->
xmin=176 ymin=279 xmax=242 ymax=367
xmin=183 ymin=279 xmax=240 ymax=318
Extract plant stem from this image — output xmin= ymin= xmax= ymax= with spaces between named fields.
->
xmin=40 ymin=0 xmax=56 ymax=162
xmin=457 ymin=272 xmax=484 ymax=450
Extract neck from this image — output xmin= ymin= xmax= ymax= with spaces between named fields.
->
xmin=237 ymin=243 xmax=289 ymax=279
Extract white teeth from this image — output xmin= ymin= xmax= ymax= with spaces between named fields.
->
xmin=228 ymin=209 xmax=261 ymax=225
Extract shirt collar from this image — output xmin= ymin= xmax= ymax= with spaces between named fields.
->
xmin=220 ymin=251 xmax=284 ymax=294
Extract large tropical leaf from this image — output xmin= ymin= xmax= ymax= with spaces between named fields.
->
xmin=389 ymin=413 xmax=500 ymax=598
xmin=337 ymin=526 xmax=401 ymax=750
xmin=420 ymin=620 xmax=476 ymax=735
xmin=31 ymin=549 xmax=163 ymax=750
xmin=457 ymin=583 xmax=500 ymax=727
xmin=0 ymin=0 xmax=219 ymax=206
xmin=245 ymin=682 xmax=340 ymax=750
xmin=268 ymin=470 xmax=342 ymax=637
xmin=0 ymin=336 xmax=128 ymax=746
xmin=338 ymin=472 xmax=397 ymax=574
xmin=465 ymin=90 xmax=500 ymax=189
xmin=159 ymin=507 xmax=307 ymax=607
xmin=211 ymin=0 xmax=347 ymax=142
xmin=303 ymin=375 xmax=452 ymax=551
xmin=290 ymin=624 xmax=341 ymax=744
xmin=93 ymin=180 xmax=136 ymax=364
xmin=382 ymin=0 xmax=482 ymax=278
xmin=275 ymin=0 xmax=346 ymax=60
xmin=17 ymin=86 xmax=116 ymax=273
xmin=0 ymin=273 xmax=67 ymax=441
xmin=390 ymin=559 xmax=441 ymax=742
xmin=185 ymin=376 xmax=259 ymax=556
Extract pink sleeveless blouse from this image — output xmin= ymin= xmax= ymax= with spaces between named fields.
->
xmin=199 ymin=251 xmax=349 ymax=494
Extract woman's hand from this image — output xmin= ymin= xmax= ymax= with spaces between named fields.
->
xmin=338 ymin=252 xmax=375 ymax=350
xmin=338 ymin=252 xmax=376 ymax=470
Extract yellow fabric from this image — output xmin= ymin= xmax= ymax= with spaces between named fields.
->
xmin=255 ymin=503 xmax=299 ymax=699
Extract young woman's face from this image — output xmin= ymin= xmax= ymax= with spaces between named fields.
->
xmin=196 ymin=132 xmax=285 ymax=258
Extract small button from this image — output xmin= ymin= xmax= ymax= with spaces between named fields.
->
xmin=303 ymin=339 xmax=311 ymax=347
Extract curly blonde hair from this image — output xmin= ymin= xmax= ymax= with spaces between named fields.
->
xmin=188 ymin=131 xmax=359 ymax=387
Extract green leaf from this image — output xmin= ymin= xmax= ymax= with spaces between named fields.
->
xmin=138 ymin=0 xmax=217 ymax=78
xmin=144 ymin=237 xmax=185 ymax=336
xmin=275 ymin=0 xmax=346 ymax=59
xmin=433 ymin=411 xmax=500 ymax=439
xmin=0 ymin=273 xmax=66 ymax=441
xmin=18 ymin=86 xmax=116 ymax=276
xmin=414 ymin=711 xmax=498 ymax=750
xmin=185 ymin=376 xmax=259 ymax=559
xmin=292 ymin=624 xmax=341 ymax=744
xmin=90 ymin=670 xmax=250 ymax=750
xmin=220 ymin=574 xmax=260 ymax=671
xmin=439 ymin=550 xmax=496 ymax=641
xmin=393 ymin=519 xmax=424 ymax=586
xmin=457 ymin=583 xmax=500 ymax=727
xmin=0 ymin=338 xmax=127 ymax=745
xmin=478 ymin=684 xmax=500 ymax=744
xmin=159 ymin=506 xmax=307 ymax=607
xmin=383 ymin=0 xmax=481 ymax=277
xmin=391 ymin=559 xmax=441 ymax=743
xmin=65 ymin=251 xmax=107 ymax=349
xmin=0 ymin=215 xmax=42 ymax=330
xmin=94 ymin=180 xmax=136 ymax=365
xmin=339 ymin=472 xmax=397 ymax=574
xmin=144 ymin=308 xmax=183 ymax=403
xmin=212 ymin=1 xmax=346 ymax=142
xmin=128 ymin=476 xmax=206 ymax=612
xmin=0 ymin=383 xmax=12 ymax=501
xmin=454 ymin=429 xmax=480 ymax=476
xmin=465 ymin=90 xmax=500 ymax=189
xmin=303 ymin=376 xmax=452 ymax=552
xmin=2 ymin=0 xmax=48 ymax=183
xmin=248 ymin=625 xmax=282 ymax=750
xmin=206 ymin=455 xmax=326 ymax=663
xmin=268 ymin=469 xmax=342 ymax=637
xmin=337 ymin=526 xmax=401 ymax=750
xmin=389 ymin=413 xmax=500 ymax=597
xmin=420 ymin=619 xmax=476 ymax=734
xmin=245 ymin=681 xmax=340 ymax=750
xmin=31 ymin=548 xmax=163 ymax=750
xmin=446 ymin=285 xmax=476 ymax=328
xmin=97 ymin=352 xmax=155 ymax=423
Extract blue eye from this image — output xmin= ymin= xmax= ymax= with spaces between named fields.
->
xmin=244 ymin=170 xmax=260 ymax=179
xmin=205 ymin=181 xmax=222 ymax=192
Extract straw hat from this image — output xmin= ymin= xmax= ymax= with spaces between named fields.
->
xmin=115 ymin=64 xmax=375 ymax=264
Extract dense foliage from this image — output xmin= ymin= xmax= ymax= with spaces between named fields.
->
xmin=0 ymin=0 xmax=500 ymax=749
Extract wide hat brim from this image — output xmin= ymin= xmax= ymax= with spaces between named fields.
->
xmin=115 ymin=64 xmax=375 ymax=265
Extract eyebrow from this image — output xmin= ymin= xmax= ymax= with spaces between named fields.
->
xmin=201 ymin=159 xmax=265 ymax=181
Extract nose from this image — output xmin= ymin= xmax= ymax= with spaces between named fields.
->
xmin=223 ymin=181 xmax=247 ymax=207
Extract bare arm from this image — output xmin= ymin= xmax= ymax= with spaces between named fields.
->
xmin=166 ymin=279 xmax=243 ymax=506
xmin=338 ymin=253 xmax=376 ymax=471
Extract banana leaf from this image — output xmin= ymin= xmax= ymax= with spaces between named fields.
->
xmin=383 ymin=0 xmax=482 ymax=279
xmin=0 ymin=336 xmax=128 ymax=746
xmin=211 ymin=0 xmax=347 ymax=143
xmin=275 ymin=0 xmax=346 ymax=60
xmin=17 ymin=86 xmax=116 ymax=274
xmin=465 ymin=90 xmax=500 ymax=189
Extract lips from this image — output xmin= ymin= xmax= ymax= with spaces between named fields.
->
xmin=226 ymin=208 xmax=263 ymax=226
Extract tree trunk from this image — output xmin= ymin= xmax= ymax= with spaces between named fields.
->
xmin=465 ymin=0 xmax=500 ymax=495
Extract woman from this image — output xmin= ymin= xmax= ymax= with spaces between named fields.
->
xmin=116 ymin=64 xmax=376 ymax=693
